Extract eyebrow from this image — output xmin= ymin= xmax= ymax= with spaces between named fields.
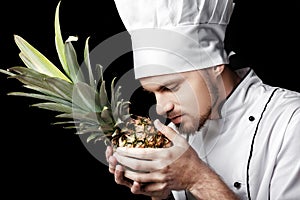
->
xmin=143 ymin=78 xmax=184 ymax=93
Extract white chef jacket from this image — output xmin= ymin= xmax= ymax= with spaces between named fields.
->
xmin=171 ymin=67 xmax=300 ymax=200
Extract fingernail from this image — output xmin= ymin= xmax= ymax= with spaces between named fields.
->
xmin=154 ymin=119 xmax=163 ymax=131
xmin=116 ymin=164 xmax=123 ymax=172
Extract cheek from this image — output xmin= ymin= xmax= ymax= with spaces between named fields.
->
xmin=178 ymin=82 xmax=212 ymax=114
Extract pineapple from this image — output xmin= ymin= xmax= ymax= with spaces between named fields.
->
xmin=0 ymin=1 xmax=172 ymax=149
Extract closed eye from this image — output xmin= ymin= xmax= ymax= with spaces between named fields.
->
xmin=159 ymin=86 xmax=171 ymax=92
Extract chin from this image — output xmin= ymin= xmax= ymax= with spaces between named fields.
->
xmin=176 ymin=116 xmax=207 ymax=135
xmin=176 ymin=122 xmax=199 ymax=135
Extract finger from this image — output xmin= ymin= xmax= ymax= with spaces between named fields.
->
xmin=109 ymin=166 xmax=115 ymax=174
xmin=131 ymin=181 xmax=142 ymax=194
xmin=115 ymin=164 xmax=133 ymax=188
xmin=116 ymin=147 xmax=161 ymax=160
xmin=151 ymin=198 xmax=161 ymax=200
xmin=124 ymin=169 xmax=163 ymax=183
xmin=109 ymin=154 xmax=118 ymax=166
xmin=108 ymin=155 xmax=117 ymax=174
xmin=114 ymin=151 xmax=161 ymax=171
xmin=116 ymin=146 xmax=188 ymax=171
xmin=143 ymin=182 xmax=168 ymax=193
xmin=154 ymin=119 xmax=185 ymax=144
xmin=131 ymin=181 xmax=170 ymax=199
xmin=105 ymin=145 xmax=113 ymax=162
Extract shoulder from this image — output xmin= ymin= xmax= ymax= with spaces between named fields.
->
xmin=269 ymin=88 xmax=300 ymax=115
xmin=259 ymin=87 xmax=300 ymax=138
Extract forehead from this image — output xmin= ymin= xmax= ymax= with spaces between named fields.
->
xmin=139 ymin=70 xmax=205 ymax=90
xmin=140 ymin=72 xmax=182 ymax=85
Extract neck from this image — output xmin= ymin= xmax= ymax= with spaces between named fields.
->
xmin=210 ymin=66 xmax=241 ymax=119
xmin=222 ymin=66 xmax=241 ymax=97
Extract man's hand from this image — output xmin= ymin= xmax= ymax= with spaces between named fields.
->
xmin=106 ymin=145 xmax=134 ymax=189
xmin=107 ymin=119 xmax=238 ymax=199
xmin=112 ymin=119 xmax=204 ymax=199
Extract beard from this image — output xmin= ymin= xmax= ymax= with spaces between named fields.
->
xmin=175 ymin=107 xmax=211 ymax=135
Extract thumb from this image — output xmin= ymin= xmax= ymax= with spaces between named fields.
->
xmin=154 ymin=119 xmax=182 ymax=143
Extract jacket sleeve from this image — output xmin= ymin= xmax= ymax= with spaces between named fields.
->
xmin=269 ymin=107 xmax=300 ymax=199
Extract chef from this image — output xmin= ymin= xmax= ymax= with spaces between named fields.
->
xmin=106 ymin=0 xmax=300 ymax=199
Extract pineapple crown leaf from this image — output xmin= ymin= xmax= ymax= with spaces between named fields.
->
xmin=54 ymin=0 xmax=70 ymax=77
xmin=44 ymin=77 xmax=73 ymax=100
xmin=99 ymin=80 xmax=109 ymax=108
xmin=30 ymin=102 xmax=73 ymax=113
xmin=64 ymin=40 xmax=85 ymax=83
xmin=86 ymin=133 xmax=101 ymax=143
xmin=83 ymin=36 xmax=97 ymax=89
xmin=7 ymin=71 xmax=72 ymax=101
xmin=56 ymin=113 xmax=99 ymax=124
xmin=77 ymin=126 xmax=104 ymax=136
xmin=65 ymin=36 xmax=78 ymax=43
xmin=0 ymin=68 xmax=16 ymax=76
xmin=6 ymin=66 xmax=49 ymax=79
xmin=95 ymin=64 xmax=104 ymax=83
xmin=110 ymin=77 xmax=119 ymax=110
xmin=100 ymin=106 xmax=114 ymax=124
xmin=24 ymin=84 xmax=65 ymax=99
xmin=87 ymin=132 xmax=109 ymax=144
xmin=72 ymin=82 xmax=101 ymax=113
xmin=52 ymin=121 xmax=77 ymax=126
xmin=14 ymin=35 xmax=71 ymax=83
xmin=7 ymin=91 xmax=72 ymax=107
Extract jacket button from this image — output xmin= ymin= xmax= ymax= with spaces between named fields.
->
xmin=233 ymin=182 xmax=241 ymax=189
xmin=249 ymin=116 xmax=255 ymax=121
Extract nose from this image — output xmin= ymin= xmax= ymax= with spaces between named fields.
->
xmin=155 ymin=93 xmax=174 ymax=116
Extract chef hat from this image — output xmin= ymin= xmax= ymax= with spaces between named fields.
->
xmin=113 ymin=0 xmax=235 ymax=79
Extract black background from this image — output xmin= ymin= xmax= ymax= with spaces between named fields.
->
xmin=0 ymin=0 xmax=299 ymax=199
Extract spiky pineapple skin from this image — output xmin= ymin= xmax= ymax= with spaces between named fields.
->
xmin=111 ymin=116 xmax=172 ymax=148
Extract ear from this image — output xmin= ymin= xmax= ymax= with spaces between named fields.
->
xmin=213 ymin=65 xmax=225 ymax=77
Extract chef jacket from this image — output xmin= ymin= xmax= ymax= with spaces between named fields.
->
xmin=170 ymin=67 xmax=300 ymax=199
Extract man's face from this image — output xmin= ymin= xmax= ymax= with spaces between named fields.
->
xmin=140 ymin=68 xmax=221 ymax=134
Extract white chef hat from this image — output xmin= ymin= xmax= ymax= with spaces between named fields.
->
xmin=113 ymin=0 xmax=235 ymax=79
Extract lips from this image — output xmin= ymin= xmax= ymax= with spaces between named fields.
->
xmin=169 ymin=115 xmax=182 ymax=124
